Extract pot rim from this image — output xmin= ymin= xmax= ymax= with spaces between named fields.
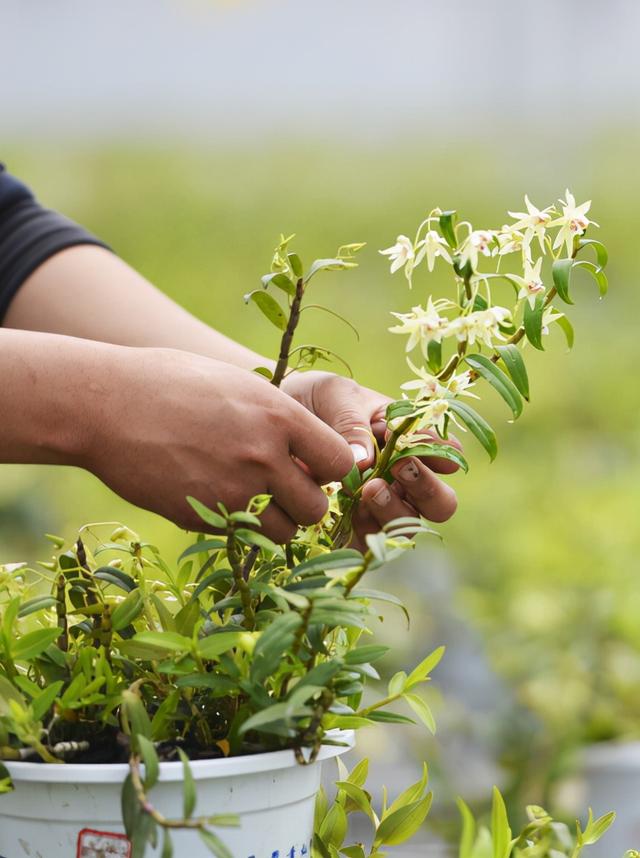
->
xmin=3 ymin=729 xmax=354 ymax=783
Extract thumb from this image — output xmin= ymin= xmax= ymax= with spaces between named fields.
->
xmin=324 ymin=400 xmax=375 ymax=470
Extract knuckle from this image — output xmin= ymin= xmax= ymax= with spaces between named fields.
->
xmin=428 ymin=487 xmax=458 ymax=522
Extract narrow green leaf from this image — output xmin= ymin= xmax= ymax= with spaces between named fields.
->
xmin=251 ymin=613 xmax=302 ymax=683
xmin=386 ymin=762 xmax=428 ymax=816
xmin=199 ymin=829 xmax=233 ymax=858
xmin=342 ymin=462 xmax=362 ymax=496
xmin=464 ymin=354 xmax=523 ymax=418
xmin=457 ymin=797 xmax=476 ymax=858
xmin=111 ymin=590 xmax=144 ymax=631
xmin=554 ymin=313 xmax=575 ymax=349
xmin=17 ymin=596 xmax=58 ymax=617
xmin=491 ymin=786 xmax=512 ymax=858
xmin=406 ymin=646 xmax=445 ymax=688
xmin=197 ymin=631 xmax=245 ymax=660
xmin=551 ymin=258 xmax=574 ymax=304
xmin=293 ymin=549 xmax=364 ymax=578
xmin=178 ymin=747 xmax=197 ymax=818
xmin=261 ymin=271 xmax=295 ymax=295
xmin=138 ymin=734 xmax=160 ymax=790
xmin=404 ymin=693 xmax=436 ymax=733
xmin=367 ymin=710 xmax=416 ymax=725
xmin=426 ymin=339 xmax=442 ymax=373
xmin=319 ymin=802 xmax=348 ymax=848
xmin=31 ymin=681 xmax=63 ymax=721
xmin=178 ymin=539 xmax=227 ymax=562
xmin=374 ymin=794 xmax=433 ymax=846
xmin=132 ymin=631 xmax=192 ymax=654
xmin=234 ymin=528 xmax=284 ymax=556
xmin=345 ymin=645 xmax=389 ymax=665
xmin=186 ymin=497 xmax=226 ymax=530
xmin=335 ymin=781 xmax=376 ymax=821
xmin=388 ymin=671 xmax=407 ymax=696
xmin=495 ymin=345 xmax=530 ymax=401
xmin=577 ymin=238 xmax=608 ymax=269
xmin=94 ymin=567 xmax=136 ymax=592
xmin=439 ymin=210 xmax=458 ymax=249
xmin=306 ymin=258 xmax=356 ymax=282
xmin=447 ymin=399 xmax=498 ymax=461
xmin=388 ymin=443 xmax=468 ymax=473
xmin=12 ymin=628 xmax=60 ymax=661
xmin=161 ymin=828 xmax=173 ymax=858
xmin=523 ymin=296 xmax=545 ymax=350
xmin=288 ymin=252 xmax=303 ymax=277
xmin=244 ymin=290 xmax=288 ymax=330
xmin=582 ymin=809 xmax=616 ymax=845
xmin=573 ymin=259 xmax=608 ymax=296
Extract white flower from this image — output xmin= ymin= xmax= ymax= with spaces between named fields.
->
xmin=549 ymin=189 xmax=598 ymax=256
xmin=379 ymin=235 xmax=415 ymax=274
xmin=512 ymin=257 xmax=545 ymax=308
xmin=458 ymin=230 xmax=494 ymax=270
xmin=508 ymin=195 xmax=554 ymax=257
xmin=495 ymin=225 xmax=526 ymax=257
xmin=541 ymin=306 xmax=564 ymax=336
xmin=415 ymin=230 xmax=452 ymax=272
xmin=449 ymin=306 xmax=511 ymax=348
xmin=446 ymin=370 xmax=478 ymax=399
xmin=400 ymin=359 xmax=440 ymax=401
xmin=389 ymin=297 xmax=452 ymax=353
xmin=414 ymin=398 xmax=449 ymax=435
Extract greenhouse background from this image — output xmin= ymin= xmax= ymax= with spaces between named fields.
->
xmin=2 ymin=0 xmax=640 ymax=853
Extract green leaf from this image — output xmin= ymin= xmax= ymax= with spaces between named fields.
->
xmin=495 ymin=345 xmax=529 ymax=401
xmin=335 ymin=780 xmax=376 ymax=822
xmin=439 ymin=210 xmax=458 ymax=249
xmin=385 ymin=399 xmax=418 ymax=424
xmin=178 ymin=539 xmax=227 ymax=562
xmin=199 ymin=829 xmax=233 ymax=858
xmin=346 ymin=758 xmax=369 ymax=787
xmin=186 ymin=497 xmax=227 ymax=530
xmin=403 ymin=692 xmax=436 ymax=733
xmin=386 ymin=763 xmax=428 ymax=816
xmin=374 ymin=794 xmax=432 ymax=846
xmin=12 ymin=628 xmax=60 ymax=661
xmin=551 ymin=257 xmax=574 ymax=304
xmin=573 ymin=259 xmax=608 ymax=296
xmin=94 ymin=567 xmax=136 ymax=592
xmin=17 ymin=595 xmax=58 ymax=617
xmin=342 ymin=462 xmax=362 ymax=496
xmin=288 ymin=252 xmax=304 ymax=278
xmin=0 ymin=762 xmax=14 ymax=795
xmin=491 ymin=786 xmax=512 ymax=858
xmin=345 ymin=645 xmax=389 ymax=665
xmin=261 ymin=271 xmax=296 ymax=296
xmin=251 ymin=613 xmax=302 ymax=683
xmin=464 ymin=354 xmax=523 ymax=418
xmin=388 ymin=443 xmax=468 ymax=473
xmin=341 ymin=847 xmax=366 ymax=858
xmin=447 ymin=400 xmax=498 ymax=461
xmin=234 ymin=528 xmax=284 ymax=556
xmin=31 ymin=681 xmax=63 ymax=721
xmin=319 ymin=802 xmax=348 ymax=848
xmin=367 ymin=710 xmax=416 ymax=725
xmin=457 ymin=797 xmax=476 ymax=858
xmin=0 ymin=676 xmax=26 ymax=717
xmin=293 ymin=549 xmax=363 ymax=578
xmin=426 ymin=339 xmax=442 ymax=373
xmin=197 ymin=631 xmax=245 ymax=660
xmin=138 ymin=734 xmax=160 ymax=790
xmin=577 ymin=238 xmax=608 ymax=269
xmin=554 ymin=313 xmax=575 ymax=349
xmin=111 ymin=590 xmax=144 ymax=631
xmin=306 ymin=258 xmax=357 ymax=283
xmin=121 ymin=773 xmax=141 ymax=839
xmin=178 ymin=747 xmax=197 ymax=818
xmin=388 ymin=671 xmax=407 ymax=696
xmin=581 ymin=809 xmax=616 ymax=845
xmin=406 ymin=646 xmax=445 ymax=688
xmin=244 ymin=290 xmax=288 ymax=330
xmin=161 ymin=828 xmax=173 ymax=858
xmin=132 ymin=631 xmax=192 ymax=654
xmin=121 ymin=690 xmax=153 ymax=747
xmin=523 ymin=296 xmax=545 ymax=351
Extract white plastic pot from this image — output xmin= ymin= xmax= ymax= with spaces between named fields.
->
xmin=580 ymin=739 xmax=640 ymax=857
xmin=0 ymin=731 xmax=354 ymax=858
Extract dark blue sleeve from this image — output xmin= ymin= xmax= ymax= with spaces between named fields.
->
xmin=0 ymin=163 xmax=110 ymax=322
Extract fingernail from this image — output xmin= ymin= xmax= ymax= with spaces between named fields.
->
xmin=371 ymin=485 xmax=391 ymax=507
xmin=399 ymin=460 xmax=420 ymax=481
xmin=350 ymin=443 xmax=369 ymax=463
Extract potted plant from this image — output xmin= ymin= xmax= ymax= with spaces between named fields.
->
xmin=0 ymin=192 xmax=617 ymax=858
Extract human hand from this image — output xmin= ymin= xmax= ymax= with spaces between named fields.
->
xmin=81 ymin=349 xmax=354 ymax=542
xmin=280 ymin=371 xmax=460 ymax=546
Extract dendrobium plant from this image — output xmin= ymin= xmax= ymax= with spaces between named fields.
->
xmin=0 ymin=192 xmax=618 ymax=858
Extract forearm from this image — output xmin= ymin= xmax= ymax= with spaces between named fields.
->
xmin=0 ymin=328 xmax=109 ymax=466
xmin=3 ymin=246 xmax=270 ymax=371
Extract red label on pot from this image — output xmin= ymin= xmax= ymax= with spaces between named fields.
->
xmin=76 ymin=829 xmax=131 ymax=857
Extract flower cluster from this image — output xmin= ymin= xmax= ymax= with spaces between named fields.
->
xmin=379 ymin=192 xmax=606 ymax=458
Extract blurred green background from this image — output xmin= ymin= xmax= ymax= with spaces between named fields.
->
xmin=3 ymin=0 xmax=640 ymax=846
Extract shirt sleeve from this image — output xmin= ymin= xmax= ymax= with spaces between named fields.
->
xmin=0 ymin=163 xmax=110 ymax=323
